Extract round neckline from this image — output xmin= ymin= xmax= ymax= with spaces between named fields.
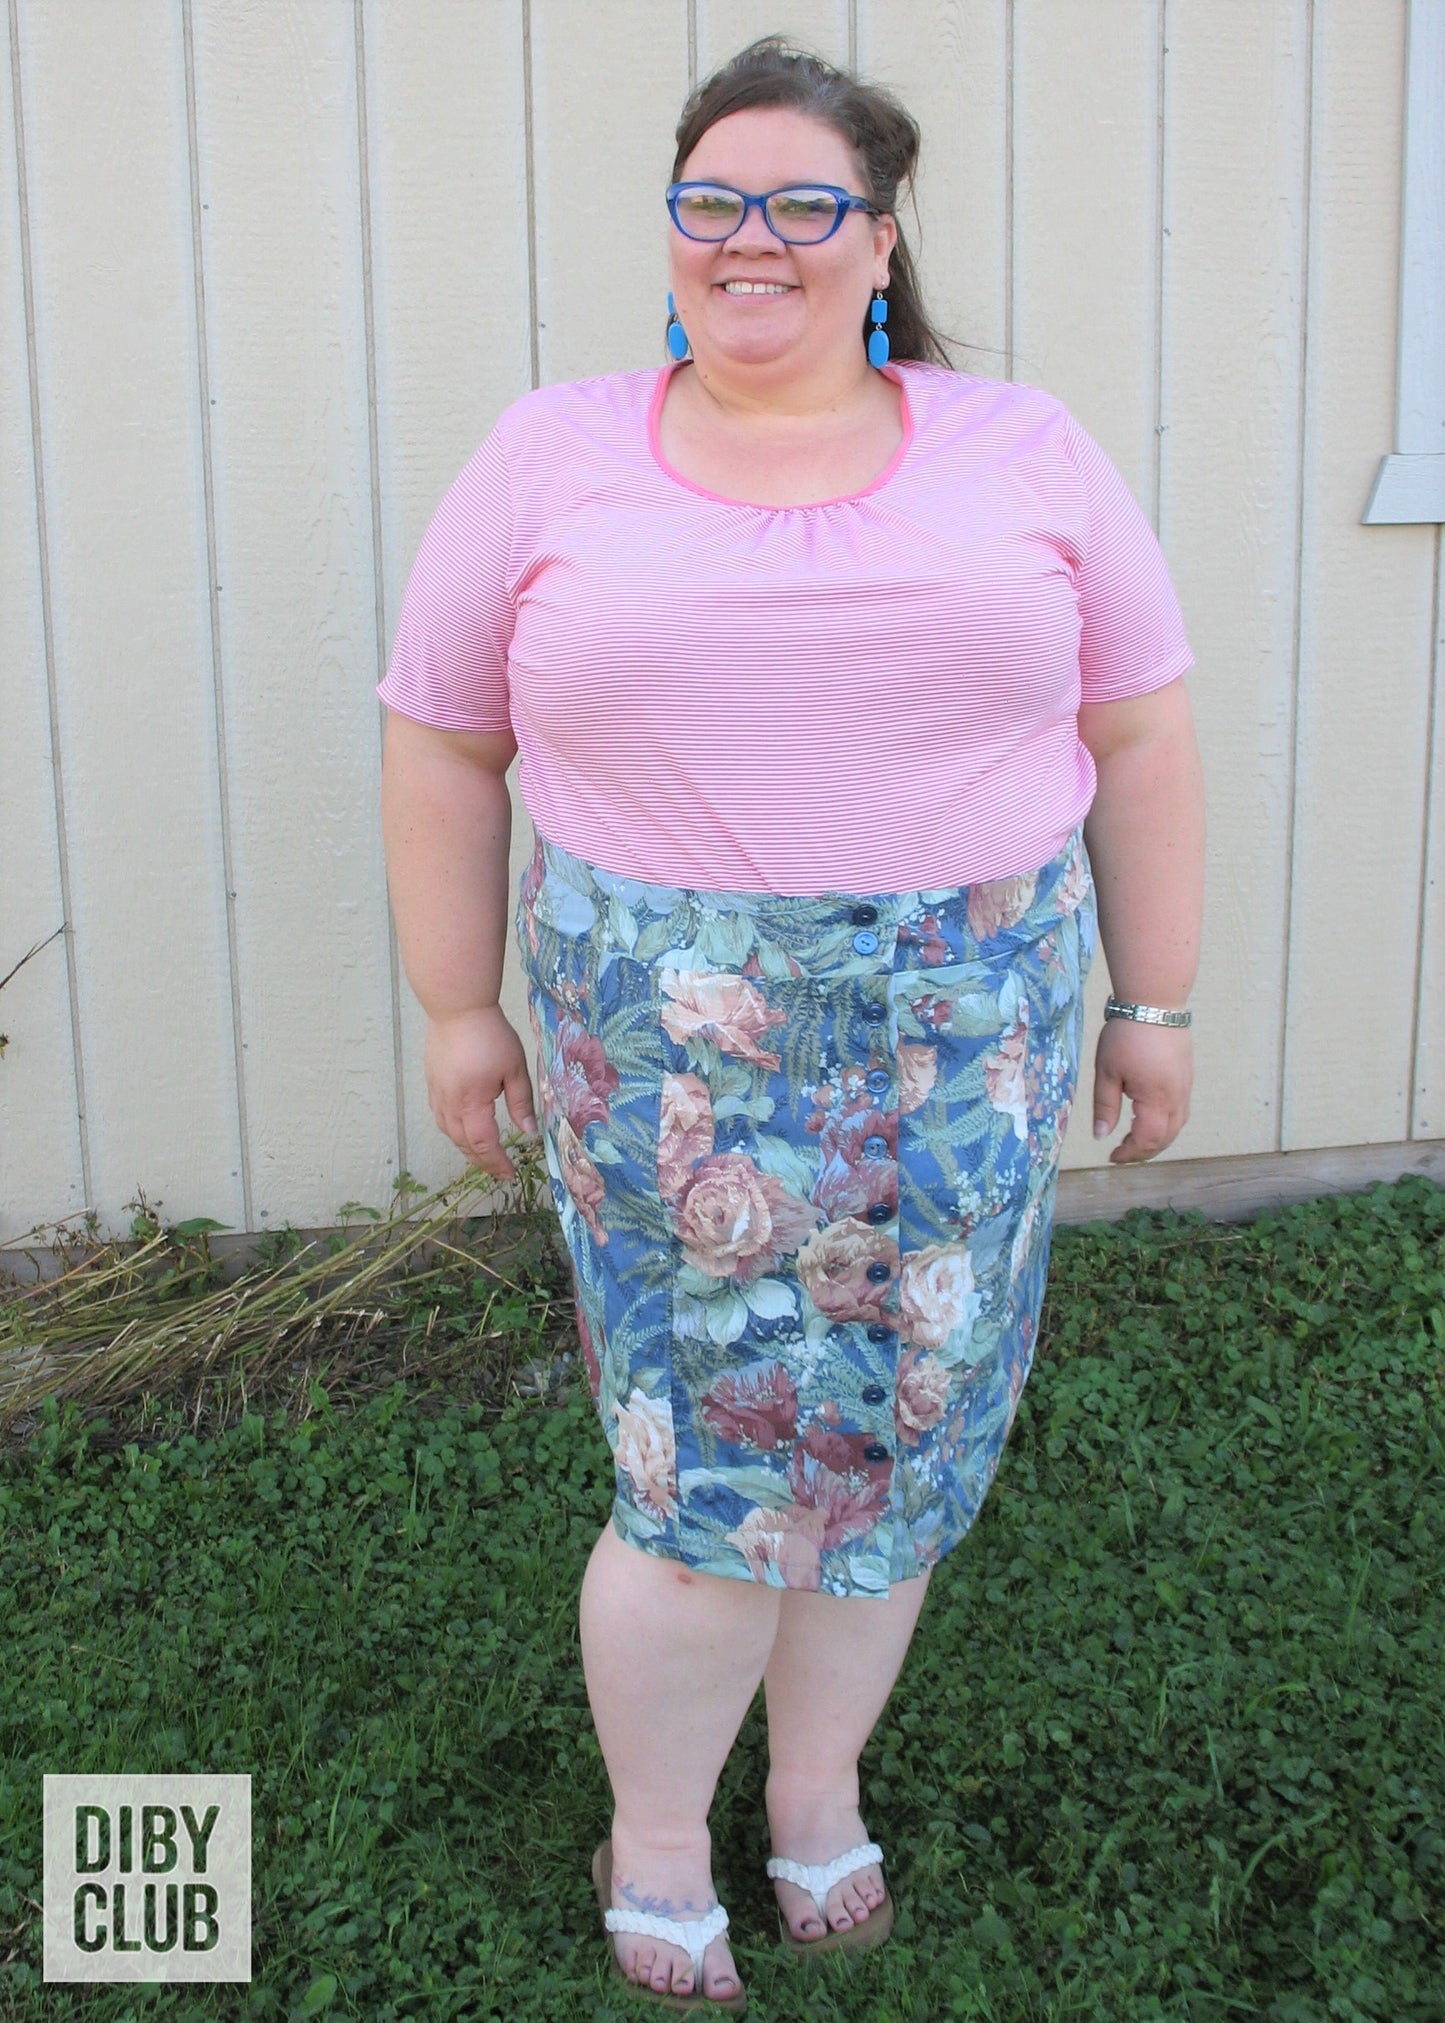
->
xmin=647 ymin=357 xmax=915 ymax=510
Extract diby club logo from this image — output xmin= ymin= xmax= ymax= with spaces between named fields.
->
xmin=44 ymin=1774 xmax=251 ymax=1983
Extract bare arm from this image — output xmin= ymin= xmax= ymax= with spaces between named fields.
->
xmin=1078 ymin=675 xmax=1206 ymax=1162
xmin=379 ymin=709 xmax=536 ymax=1176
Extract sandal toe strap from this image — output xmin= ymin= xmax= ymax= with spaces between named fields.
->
xmin=604 ymin=1902 xmax=729 ymax=1979
xmin=766 ymin=1841 xmax=885 ymax=1918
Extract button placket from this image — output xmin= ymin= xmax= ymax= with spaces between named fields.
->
xmin=850 ymin=895 xmax=899 ymax=1462
xmin=849 ymin=900 xmax=882 ymax=960
xmin=859 ymin=1306 xmax=898 ymax=1440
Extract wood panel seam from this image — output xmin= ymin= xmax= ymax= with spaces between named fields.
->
xmin=522 ymin=0 xmax=539 ymax=393
xmin=181 ymin=0 xmax=252 ymax=1234
xmin=1279 ymin=0 xmax=1317 ymax=1154
xmin=6 ymin=0 xmax=91 ymax=1211
xmin=352 ymin=0 xmax=409 ymax=1192
xmin=1004 ymin=0 xmax=1013 ymax=382
xmin=1153 ymin=0 xmax=1167 ymax=533
xmin=1409 ymin=521 xmax=1443 ymax=1135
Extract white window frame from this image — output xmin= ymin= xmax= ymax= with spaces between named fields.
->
xmin=1363 ymin=0 xmax=1445 ymax=523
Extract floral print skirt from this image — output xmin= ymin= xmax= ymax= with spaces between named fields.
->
xmin=514 ymin=825 xmax=1097 ymax=1599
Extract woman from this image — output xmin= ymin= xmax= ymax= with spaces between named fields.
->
xmin=378 ymin=34 xmax=1204 ymax=2013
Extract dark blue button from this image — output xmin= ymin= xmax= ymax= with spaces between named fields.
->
xmin=865 ymin=1068 xmax=891 ymax=1094
xmin=865 ymin=1260 xmax=892 ymax=1283
xmin=863 ymin=1003 xmax=888 ymax=1024
xmin=861 ymin=1384 xmax=887 ymax=1405
xmin=866 ymin=1202 xmax=893 ymax=1225
xmin=863 ymin=1442 xmax=891 ymax=1464
xmin=863 ymin=1134 xmax=889 ymax=1159
xmin=852 ymin=930 xmax=880 ymax=956
xmin=866 ymin=1323 xmax=894 ymax=1342
xmin=851 ymin=905 xmax=878 ymax=926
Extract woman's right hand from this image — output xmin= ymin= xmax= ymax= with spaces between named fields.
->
xmin=424 ymin=1006 xmax=538 ymax=1181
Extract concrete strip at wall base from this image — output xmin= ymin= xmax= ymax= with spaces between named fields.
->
xmin=1055 ymin=1137 xmax=1445 ymax=1226
xmin=3 ymin=1141 xmax=1441 ymax=1288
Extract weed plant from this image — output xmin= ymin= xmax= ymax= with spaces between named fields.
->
xmin=0 ymin=1160 xmax=564 ymax=1441
xmin=0 ymin=1177 xmax=1440 ymax=2019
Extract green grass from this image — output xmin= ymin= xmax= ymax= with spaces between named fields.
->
xmin=1 ymin=1176 xmax=1441 ymax=2020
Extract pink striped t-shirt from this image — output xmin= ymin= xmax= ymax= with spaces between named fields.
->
xmin=378 ymin=360 xmax=1193 ymax=894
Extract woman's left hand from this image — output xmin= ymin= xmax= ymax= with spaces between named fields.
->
xmin=1090 ymin=1019 xmax=1193 ymax=1163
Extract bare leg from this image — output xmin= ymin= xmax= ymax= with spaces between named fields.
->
xmin=579 ymin=1520 xmax=781 ymax=2000
xmin=763 ymin=1570 xmax=932 ymax=1939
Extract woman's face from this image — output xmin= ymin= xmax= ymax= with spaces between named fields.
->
xmin=670 ymin=105 xmax=897 ymax=378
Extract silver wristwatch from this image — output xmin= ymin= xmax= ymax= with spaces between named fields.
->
xmin=1104 ymin=995 xmax=1192 ymax=1028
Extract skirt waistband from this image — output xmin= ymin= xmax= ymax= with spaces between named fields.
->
xmin=519 ymin=827 xmax=1094 ymax=980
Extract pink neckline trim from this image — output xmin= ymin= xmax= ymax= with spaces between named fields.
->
xmin=647 ymin=357 xmax=915 ymax=510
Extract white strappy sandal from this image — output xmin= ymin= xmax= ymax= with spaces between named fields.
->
xmin=766 ymin=1839 xmax=895 ymax=1956
xmin=591 ymin=1840 xmax=748 ymax=2014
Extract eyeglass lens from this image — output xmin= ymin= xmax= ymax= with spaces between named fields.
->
xmin=674 ymin=185 xmax=841 ymax=243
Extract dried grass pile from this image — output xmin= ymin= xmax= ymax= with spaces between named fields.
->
xmin=0 ymin=1137 xmax=570 ymax=1446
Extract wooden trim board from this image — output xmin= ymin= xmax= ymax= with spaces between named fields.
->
xmin=1056 ymin=1138 xmax=1445 ymax=1225
xmin=3 ymin=1141 xmax=1441 ymax=1284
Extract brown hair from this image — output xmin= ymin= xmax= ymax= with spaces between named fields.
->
xmin=669 ymin=33 xmax=964 ymax=370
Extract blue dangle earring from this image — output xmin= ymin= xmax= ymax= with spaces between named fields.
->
xmin=867 ymin=291 xmax=890 ymax=367
xmin=666 ymin=290 xmax=690 ymax=360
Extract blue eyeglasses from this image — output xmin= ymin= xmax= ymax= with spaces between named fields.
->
xmin=666 ymin=181 xmax=882 ymax=245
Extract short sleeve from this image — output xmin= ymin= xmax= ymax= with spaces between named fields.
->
xmin=1060 ymin=411 xmax=1195 ymax=703
xmin=375 ymin=423 xmax=515 ymax=732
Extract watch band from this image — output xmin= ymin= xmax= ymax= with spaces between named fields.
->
xmin=1104 ymin=995 xmax=1192 ymax=1028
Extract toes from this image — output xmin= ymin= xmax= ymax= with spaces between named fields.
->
xmin=779 ymin=1883 xmax=825 ymax=1939
xmin=619 ymin=1935 xmax=728 ymax=1999
xmin=704 ymin=1940 xmax=739 ymax=1998
xmin=831 ymin=1872 xmax=884 ymax=1927
xmin=827 ymin=1887 xmax=856 ymax=1931
xmin=795 ymin=1899 xmax=825 ymax=1938
xmin=837 ymin=1869 xmax=874 ymax=1917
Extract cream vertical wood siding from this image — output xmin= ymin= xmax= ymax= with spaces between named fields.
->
xmin=1 ymin=0 xmax=1439 ymax=1242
